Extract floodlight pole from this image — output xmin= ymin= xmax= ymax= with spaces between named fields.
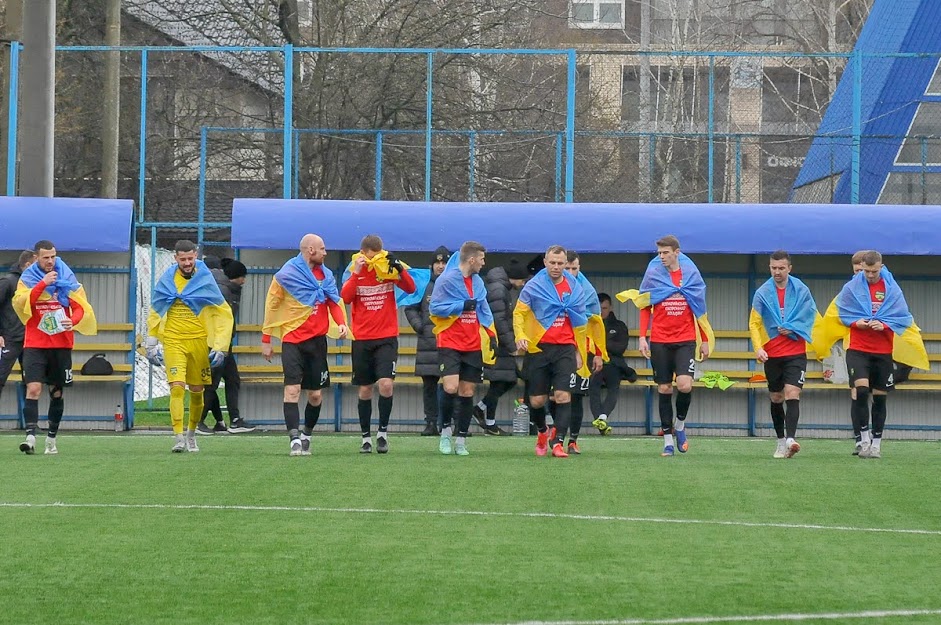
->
xmin=20 ymin=0 xmax=55 ymax=197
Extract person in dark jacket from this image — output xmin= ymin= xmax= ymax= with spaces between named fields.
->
xmin=0 ymin=251 xmax=36 ymax=404
xmin=404 ymin=246 xmax=450 ymax=436
xmin=589 ymin=292 xmax=637 ymax=435
xmin=472 ymin=258 xmax=530 ymax=435
xmin=197 ymin=257 xmax=255 ymax=434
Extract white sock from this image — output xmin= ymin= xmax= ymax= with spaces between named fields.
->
xmin=441 ymin=426 xmax=452 ymax=438
xmin=777 ymin=437 xmax=786 ymax=446
xmin=598 ymin=414 xmax=607 ymax=421
xmin=861 ymin=430 xmax=872 ymax=444
xmin=485 ymin=418 xmax=496 ymax=426
xmin=377 ymin=431 xmax=387 ymax=441
xmin=362 ymin=433 xmax=371 ymax=443
xmin=476 ymin=400 xmax=486 ymax=411
xmin=786 ymin=437 xmax=795 ymax=446
xmin=872 ymin=437 xmax=882 ymax=450
xmin=456 ymin=435 xmax=466 ymax=447
xmin=675 ymin=419 xmax=685 ymax=432
xmin=300 ymin=432 xmax=310 ymax=441
xmin=664 ymin=434 xmax=675 ymax=448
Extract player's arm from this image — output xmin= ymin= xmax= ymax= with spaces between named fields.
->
xmin=637 ymin=307 xmax=652 ymax=357
xmin=395 ymin=267 xmax=416 ymax=294
xmin=340 ymin=273 xmax=357 ymax=304
xmin=513 ymin=300 xmax=531 ymax=352
xmin=209 ymin=302 xmax=234 ymax=352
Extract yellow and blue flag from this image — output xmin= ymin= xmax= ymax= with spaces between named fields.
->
xmin=263 ymin=254 xmax=347 ymax=340
xmin=812 ymin=268 xmax=928 ymax=369
xmin=513 ymin=268 xmax=590 ymax=377
xmin=429 ymin=253 xmax=496 ymax=364
xmin=616 ymin=253 xmax=715 ymax=360
xmin=342 ymin=249 xmax=409 ymax=283
xmin=149 ymin=260 xmax=232 ymax=351
xmin=574 ymin=271 xmax=608 ymax=361
xmin=14 ymin=257 xmax=97 ymax=335
xmin=748 ymin=276 xmax=820 ymax=351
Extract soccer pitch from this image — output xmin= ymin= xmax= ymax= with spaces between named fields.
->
xmin=2 ymin=434 xmax=940 ymax=625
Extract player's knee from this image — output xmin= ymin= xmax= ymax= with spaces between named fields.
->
xmin=783 ymin=386 xmax=801 ymax=401
xmin=377 ymin=379 xmax=393 ymax=396
xmin=170 ymin=385 xmax=185 ymax=400
xmin=306 ymin=390 xmax=322 ymax=405
xmin=283 ymin=385 xmax=301 ymax=403
xmin=676 ymin=380 xmax=693 ymax=393
xmin=358 ymin=386 xmax=373 ymax=400
xmin=769 ymin=391 xmax=784 ymax=403
xmin=48 ymin=386 xmax=63 ymax=399
xmin=872 ymin=389 xmax=888 ymax=396
xmin=529 ymin=395 xmax=547 ymax=409
xmin=855 ymin=385 xmax=871 ymax=401
xmin=25 ymin=383 xmax=42 ymax=400
xmin=442 ymin=379 xmax=459 ymax=395
xmin=657 ymin=383 xmax=673 ymax=395
xmin=553 ymin=390 xmax=571 ymax=404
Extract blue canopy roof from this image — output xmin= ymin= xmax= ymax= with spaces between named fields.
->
xmin=232 ymin=199 xmax=941 ymax=255
xmin=0 ymin=197 xmax=134 ymax=252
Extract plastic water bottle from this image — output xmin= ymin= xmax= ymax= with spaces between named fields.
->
xmin=114 ymin=404 xmax=124 ymax=432
xmin=512 ymin=399 xmax=530 ymax=436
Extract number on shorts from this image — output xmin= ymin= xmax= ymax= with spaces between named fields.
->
xmin=64 ymin=368 xmax=73 ymax=384
xmin=687 ymin=359 xmax=696 ymax=374
xmin=886 ymin=373 xmax=894 ymax=387
xmin=798 ymin=370 xmax=806 ymax=385
xmin=580 ymin=377 xmax=590 ymax=391
xmin=569 ymin=373 xmax=577 ymax=388
xmin=320 ymin=371 xmax=329 ymax=385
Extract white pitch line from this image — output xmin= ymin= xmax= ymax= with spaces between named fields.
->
xmin=474 ymin=608 xmax=941 ymax=625
xmin=1 ymin=502 xmax=940 ymax=537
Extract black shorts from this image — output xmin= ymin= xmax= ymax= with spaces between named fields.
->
xmin=764 ymin=354 xmax=807 ymax=392
xmin=565 ymin=373 xmax=591 ymax=396
xmin=282 ymin=336 xmax=330 ymax=390
xmin=438 ymin=348 xmax=484 ymax=383
xmin=650 ymin=341 xmax=696 ymax=385
xmin=351 ymin=337 xmax=398 ymax=386
xmin=846 ymin=349 xmax=894 ymax=392
xmin=0 ymin=340 xmax=24 ymax=386
xmin=22 ymin=348 xmax=72 ymax=387
xmin=524 ymin=343 xmax=577 ymax=397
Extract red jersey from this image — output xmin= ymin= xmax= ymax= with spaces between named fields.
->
xmin=341 ymin=265 xmax=415 ymax=341
xmin=437 ymin=276 xmax=481 ymax=352
xmin=262 ymin=266 xmax=346 ymax=345
xmin=764 ymin=285 xmax=807 ymax=358
xmin=24 ymin=281 xmax=85 ymax=349
xmin=639 ymin=269 xmax=706 ymax=344
xmin=539 ymin=279 xmax=576 ymax=345
xmin=848 ymin=279 xmax=894 ymax=354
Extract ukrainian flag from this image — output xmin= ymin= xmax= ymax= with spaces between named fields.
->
xmin=428 ymin=253 xmax=497 ymax=365
xmin=342 ymin=249 xmax=408 ymax=283
xmin=263 ymin=253 xmax=348 ymax=340
xmin=748 ymin=275 xmax=821 ymax=353
xmin=13 ymin=258 xmax=97 ymax=335
xmin=149 ymin=260 xmax=232 ymax=351
xmin=574 ymin=271 xmax=608 ymax=361
xmin=513 ymin=268 xmax=591 ymax=377
xmin=812 ymin=268 xmax=928 ymax=369
xmin=616 ymin=253 xmax=715 ymax=360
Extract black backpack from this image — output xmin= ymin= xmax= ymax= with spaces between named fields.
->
xmin=81 ymin=353 xmax=114 ymax=376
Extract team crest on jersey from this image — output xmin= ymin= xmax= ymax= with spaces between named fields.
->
xmin=875 ymin=291 xmax=885 ymax=301
xmin=169 ymin=367 xmax=178 ymax=375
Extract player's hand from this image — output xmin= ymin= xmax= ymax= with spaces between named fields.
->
xmin=61 ymin=318 xmax=73 ymax=330
xmin=462 ymin=299 xmax=477 ymax=312
xmin=336 ymin=324 xmax=349 ymax=340
xmin=869 ymin=320 xmax=886 ymax=332
xmin=261 ymin=343 xmax=274 ymax=362
xmin=638 ymin=337 xmax=650 ymax=359
xmin=700 ymin=342 xmax=711 ymax=359
xmin=386 ymin=253 xmax=404 ymax=274
xmin=353 ymin=256 xmax=366 ymax=274
xmin=209 ymin=350 xmax=226 ymax=368
xmin=0 ymin=336 xmax=5 ymax=349
xmin=144 ymin=337 xmax=164 ymax=366
xmin=42 ymin=271 xmax=58 ymax=285
xmin=756 ymin=348 xmax=769 ymax=363
xmin=516 ymin=338 xmax=529 ymax=352
xmin=592 ymin=355 xmax=603 ymax=373
xmin=778 ymin=327 xmax=793 ymax=336
xmin=855 ymin=319 xmax=869 ymax=329
xmin=575 ymin=351 xmax=584 ymax=371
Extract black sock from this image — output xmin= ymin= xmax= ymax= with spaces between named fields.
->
xmin=283 ymin=402 xmax=300 ymax=432
xmin=456 ymin=396 xmax=474 ymax=436
xmin=440 ymin=391 xmax=456 ymax=430
xmin=24 ymin=398 xmax=39 ymax=436
xmin=853 ymin=387 xmax=871 ymax=434
xmin=569 ymin=397 xmax=584 ymax=440
xmin=304 ymin=402 xmax=321 ymax=431
xmin=770 ymin=401 xmax=786 ymax=439
xmin=552 ymin=401 xmax=571 ymax=445
xmin=658 ymin=392 xmax=674 ymax=434
xmin=675 ymin=391 xmax=692 ymax=419
xmin=784 ymin=399 xmax=800 ymax=439
xmin=47 ymin=396 xmax=64 ymax=437
xmin=531 ymin=404 xmax=547 ymax=431
xmin=378 ymin=395 xmax=393 ymax=431
xmin=358 ymin=398 xmax=372 ymax=435
xmin=871 ymin=394 xmax=887 ymax=438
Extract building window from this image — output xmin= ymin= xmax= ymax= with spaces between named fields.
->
xmin=570 ymin=0 xmax=624 ymax=29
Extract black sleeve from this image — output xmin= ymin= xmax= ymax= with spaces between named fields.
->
xmin=487 ymin=283 xmax=515 ymax=351
xmin=403 ymin=303 xmax=424 ymax=334
xmin=607 ymin=319 xmax=630 ymax=356
xmin=0 ymin=278 xmax=11 ymax=334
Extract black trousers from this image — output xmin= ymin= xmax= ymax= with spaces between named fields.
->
xmin=202 ymin=353 xmax=241 ymax=422
xmin=590 ymin=362 xmax=622 ymax=418
xmin=0 ymin=340 xmax=24 ymax=398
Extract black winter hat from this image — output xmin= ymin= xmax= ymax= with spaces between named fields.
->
xmin=202 ymin=254 xmax=222 ymax=270
xmin=505 ymin=258 xmax=529 ymax=280
xmin=431 ymin=246 xmax=451 ymax=264
xmin=222 ymin=259 xmax=248 ymax=280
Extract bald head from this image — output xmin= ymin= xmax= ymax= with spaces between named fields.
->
xmin=300 ymin=233 xmax=327 ymax=266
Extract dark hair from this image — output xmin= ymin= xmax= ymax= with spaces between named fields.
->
xmin=655 ymin=235 xmax=680 ymax=250
xmin=174 ymin=240 xmax=198 ymax=254
xmin=18 ymin=250 xmax=36 ymax=269
xmin=360 ymin=234 xmax=383 ymax=252
xmin=566 ymin=250 xmax=579 ymax=262
xmin=545 ymin=245 xmax=566 ymax=257
xmin=33 ymin=240 xmax=55 ymax=253
xmin=861 ymin=250 xmax=883 ymax=266
xmin=459 ymin=241 xmax=486 ymax=263
xmin=770 ymin=250 xmax=790 ymax=263
xmin=598 ymin=292 xmax=612 ymax=305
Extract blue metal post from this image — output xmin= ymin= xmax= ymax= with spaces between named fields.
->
xmin=707 ymin=55 xmax=715 ymax=203
xmin=197 ymin=127 xmax=207 ymax=246
xmin=746 ymin=254 xmax=758 ymax=436
xmin=921 ymin=136 xmax=928 ymax=204
xmin=293 ymin=130 xmax=300 ymax=198
xmin=375 ymin=131 xmax=383 ymax=200
xmin=283 ymin=44 xmax=294 ymax=199
xmin=735 ymin=136 xmax=742 ymax=203
xmin=468 ymin=131 xmax=476 ymax=201
xmin=555 ymin=132 xmax=563 ymax=202
xmin=5 ymin=42 xmax=20 ymax=196
xmin=564 ymin=49 xmax=576 ymax=202
xmin=851 ymin=49 xmax=862 ymax=204
xmin=127 ymin=226 xmax=138 ymax=429
xmin=148 ymin=226 xmax=157 ymax=409
xmin=425 ymin=52 xmax=434 ymax=201
xmin=138 ymin=49 xmax=148 ymax=220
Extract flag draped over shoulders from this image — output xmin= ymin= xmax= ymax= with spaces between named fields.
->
xmin=514 ymin=268 xmax=590 ymax=376
xmin=149 ymin=260 xmax=232 ymax=350
xmin=574 ymin=271 xmax=607 ymax=361
xmin=616 ymin=253 xmax=714 ymax=359
xmin=429 ymin=253 xmax=496 ymax=364
xmin=14 ymin=257 xmax=97 ymax=335
xmin=749 ymin=275 xmax=820 ymax=350
xmin=812 ymin=268 xmax=927 ymax=369
xmin=342 ymin=249 xmax=410 ymax=283
xmin=263 ymin=254 xmax=346 ymax=340
xmin=396 ymin=268 xmax=430 ymax=307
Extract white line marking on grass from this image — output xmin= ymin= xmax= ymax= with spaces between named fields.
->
xmin=472 ymin=608 xmax=941 ymax=624
xmin=1 ymin=502 xmax=940 ymax=537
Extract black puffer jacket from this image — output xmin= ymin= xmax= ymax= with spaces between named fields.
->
xmin=483 ymin=266 xmax=519 ymax=383
xmin=0 ymin=265 xmax=25 ymax=343
xmin=404 ymin=273 xmax=440 ymax=378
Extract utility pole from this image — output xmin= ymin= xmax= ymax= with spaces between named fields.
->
xmin=101 ymin=0 xmax=122 ymax=198
xmin=1 ymin=0 xmax=24 ymax=194
xmin=20 ymin=0 xmax=55 ymax=197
